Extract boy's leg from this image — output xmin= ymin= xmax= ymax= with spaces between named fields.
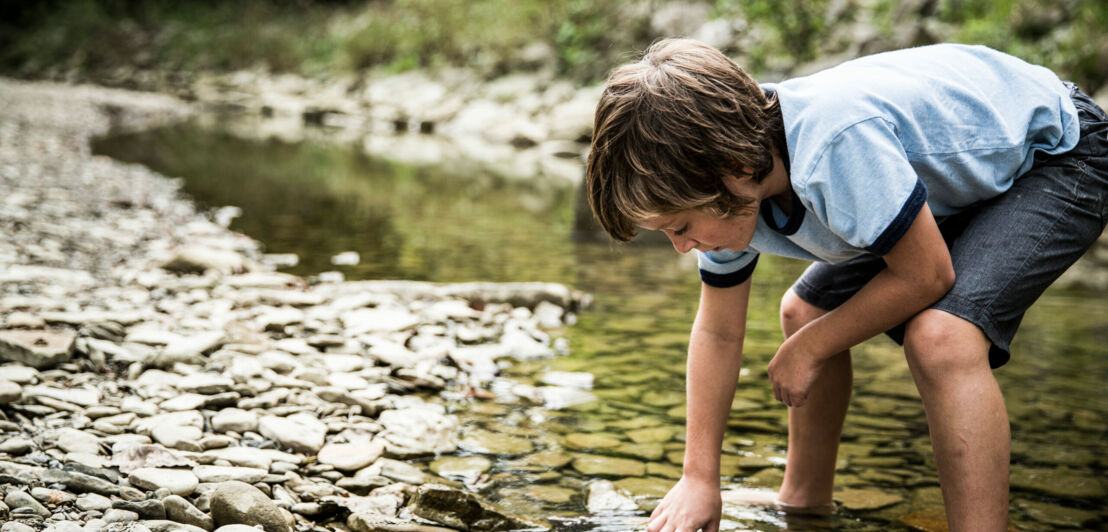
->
xmin=903 ymin=309 xmax=1009 ymax=531
xmin=776 ymin=289 xmax=852 ymax=507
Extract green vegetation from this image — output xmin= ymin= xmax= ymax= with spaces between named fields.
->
xmin=1 ymin=0 xmax=1105 ymax=91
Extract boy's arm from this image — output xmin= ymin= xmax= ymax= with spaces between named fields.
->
xmin=648 ymin=278 xmax=751 ymax=532
xmin=769 ymin=202 xmax=954 ymax=406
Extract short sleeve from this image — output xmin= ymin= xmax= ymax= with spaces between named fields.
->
xmin=801 ymin=117 xmax=928 ymax=255
xmin=696 ymin=249 xmax=760 ymax=288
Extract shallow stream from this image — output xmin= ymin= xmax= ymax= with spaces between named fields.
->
xmin=94 ymin=122 xmax=1108 ymax=531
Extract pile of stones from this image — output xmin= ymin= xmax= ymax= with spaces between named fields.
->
xmin=0 ymin=77 xmax=594 ymax=531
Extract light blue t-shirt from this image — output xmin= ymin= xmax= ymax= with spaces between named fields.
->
xmin=697 ymin=44 xmax=1080 ymax=288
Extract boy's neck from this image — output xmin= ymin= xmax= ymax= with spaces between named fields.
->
xmin=763 ymin=150 xmax=793 ymax=214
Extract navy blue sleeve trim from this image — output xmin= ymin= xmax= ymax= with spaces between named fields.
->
xmin=866 ymin=179 xmax=927 ymax=256
xmin=699 ymin=256 xmax=759 ymax=288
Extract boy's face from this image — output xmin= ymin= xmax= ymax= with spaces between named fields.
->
xmin=637 ymin=172 xmax=764 ymax=254
xmin=637 ymin=207 xmax=759 ymax=255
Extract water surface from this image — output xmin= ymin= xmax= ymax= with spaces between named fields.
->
xmin=94 ymin=121 xmax=1108 ymax=531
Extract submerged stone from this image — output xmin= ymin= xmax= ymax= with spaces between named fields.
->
xmin=571 ymin=455 xmax=645 ymax=477
xmin=834 ymin=488 xmax=903 ymax=511
xmin=407 ymin=483 xmax=541 ymax=531
xmin=429 ymin=456 xmax=492 ymax=481
xmin=1018 ymin=499 xmax=1098 ymax=528
xmin=458 ymin=428 xmax=533 ymax=456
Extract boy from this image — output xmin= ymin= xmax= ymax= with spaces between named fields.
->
xmin=586 ymin=39 xmax=1108 ymax=532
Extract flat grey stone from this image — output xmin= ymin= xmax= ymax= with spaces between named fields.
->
xmin=56 ymin=428 xmax=102 ymax=455
xmin=177 ymin=373 xmax=235 ymax=394
xmin=22 ymin=384 xmax=99 ymax=406
xmin=211 ymin=408 xmax=258 ymax=433
xmin=5 ymin=490 xmax=51 ymax=517
xmin=258 ymin=413 xmax=326 ymax=453
xmin=317 ymin=440 xmax=384 ymax=472
xmin=76 ymin=493 xmax=113 ymax=512
xmin=0 ymin=379 xmax=21 ymax=404
xmin=193 ymin=465 xmax=268 ymax=484
xmin=143 ymin=520 xmax=211 ymax=532
xmin=128 ymin=468 xmax=199 ymax=497
xmin=104 ymin=508 xmax=140 ymax=523
xmin=0 ymin=365 xmax=39 ymax=384
xmin=0 ymin=329 xmax=76 ymax=369
xmin=111 ymin=444 xmax=197 ymax=474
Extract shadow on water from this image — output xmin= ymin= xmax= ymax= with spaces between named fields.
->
xmin=93 ymin=120 xmax=1108 ymax=531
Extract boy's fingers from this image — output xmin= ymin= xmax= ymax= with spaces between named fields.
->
xmin=705 ymin=519 xmax=721 ymax=532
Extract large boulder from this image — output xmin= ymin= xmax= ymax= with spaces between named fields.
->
xmin=209 ymin=481 xmax=291 ymax=532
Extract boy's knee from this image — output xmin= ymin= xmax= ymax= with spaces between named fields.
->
xmin=903 ymin=310 xmax=990 ymax=382
xmin=780 ymin=289 xmax=826 ymax=337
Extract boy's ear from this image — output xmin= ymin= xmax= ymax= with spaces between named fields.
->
xmin=722 ymin=169 xmax=756 ymax=197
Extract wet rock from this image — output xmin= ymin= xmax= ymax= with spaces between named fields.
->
xmin=128 ymin=468 xmax=199 ymax=496
xmin=0 ymin=329 xmax=76 ymax=369
xmin=540 ymin=371 xmax=593 ymax=389
xmin=834 ymin=488 xmax=903 ymax=510
xmin=1018 ymin=499 xmax=1098 ymax=528
xmin=258 ymin=413 xmax=326 ymax=453
xmin=457 ymin=428 xmax=532 ymax=456
xmin=587 ymin=480 xmax=637 ymax=512
xmin=407 ymin=484 xmax=540 ymax=531
xmin=1009 ymin=465 xmax=1107 ymax=499
xmin=571 ymin=455 xmax=645 ymax=477
xmin=210 ymin=481 xmax=291 ymax=532
xmin=347 ymin=514 xmax=457 ymax=532
xmin=0 ymin=379 xmax=21 ymax=403
xmin=564 ymin=433 xmax=622 ymax=450
xmin=164 ymin=494 xmax=215 ymax=531
xmin=317 ymin=440 xmax=385 ymax=472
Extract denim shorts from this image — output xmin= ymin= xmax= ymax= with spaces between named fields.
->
xmin=792 ymin=82 xmax=1108 ymax=368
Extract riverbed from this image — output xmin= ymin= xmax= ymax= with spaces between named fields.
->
xmin=92 ymin=117 xmax=1108 ymax=531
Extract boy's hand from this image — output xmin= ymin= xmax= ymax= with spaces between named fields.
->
xmin=647 ymin=476 xmax=722 ymax=532
xmin=767 ymin=336 xmax=825 ymax=407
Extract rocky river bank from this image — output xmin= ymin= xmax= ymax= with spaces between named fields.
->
xmin=0 ymin=77 xmax=627 ymax=532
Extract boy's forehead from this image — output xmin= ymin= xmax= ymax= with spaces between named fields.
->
xmin=636 ymin=213 xmax=681 ymax=231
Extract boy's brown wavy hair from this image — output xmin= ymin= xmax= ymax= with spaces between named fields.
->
xmin=586 ymin=38 xmax=783 ymax=242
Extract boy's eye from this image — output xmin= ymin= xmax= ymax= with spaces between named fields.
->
xmin=675 ymin=225 xmax=689 ymax=236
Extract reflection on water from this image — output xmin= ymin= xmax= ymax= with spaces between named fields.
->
xmin=94 ymin=121 xmax=1108 ymax=531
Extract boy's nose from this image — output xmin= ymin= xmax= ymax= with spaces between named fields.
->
xmin=669 ymin=234 xmax=697 ymax=254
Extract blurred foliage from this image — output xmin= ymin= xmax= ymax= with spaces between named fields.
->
xmin=0 ymin=0 xmax=1105 ymax=91
xmin=937 ymin=0 xmax=1108 ymax=91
